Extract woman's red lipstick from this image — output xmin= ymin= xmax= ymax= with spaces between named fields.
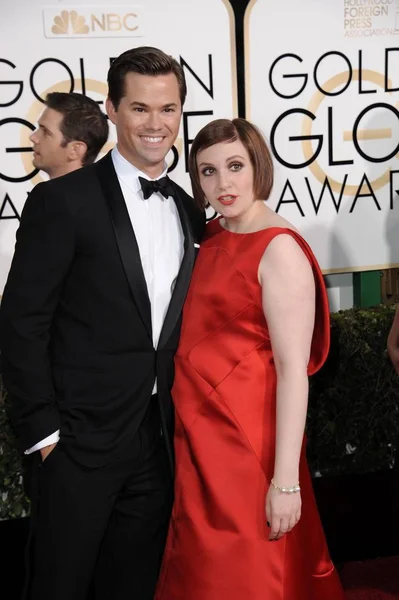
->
xmin=218 ymin=195 xmax=237 ymax=206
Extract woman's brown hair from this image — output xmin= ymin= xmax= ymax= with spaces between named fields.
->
xmin=188 ymin=118 xmax=274 ymax=209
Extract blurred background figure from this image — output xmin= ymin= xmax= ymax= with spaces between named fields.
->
xmin=30 ymin=91 xmax=109 ymax=180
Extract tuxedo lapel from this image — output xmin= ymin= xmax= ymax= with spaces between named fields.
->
xmin=95 ymin=152 xmax=152 ymax=342
xmin=158 ymin=182 xmax=195 ymax=349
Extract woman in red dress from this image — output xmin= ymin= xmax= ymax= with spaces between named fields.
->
xmin=155 ymin=118 xmax=345 ymax=600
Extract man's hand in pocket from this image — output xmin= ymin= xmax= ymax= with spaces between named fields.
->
xmin=40 ymin=443 xmax=57 ymax=462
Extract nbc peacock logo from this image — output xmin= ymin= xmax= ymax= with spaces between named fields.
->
xmin=43 ymin=6 xmax=144 ymax=38
xmin=51 ymin=10 xmax=89 ymax=35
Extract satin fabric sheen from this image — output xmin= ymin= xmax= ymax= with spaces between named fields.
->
xmin=155 ymin=219 xmax=345 ymax=600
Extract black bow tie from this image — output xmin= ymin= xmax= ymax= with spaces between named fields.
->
xmin=138 ymin=176 xmax=174 ymax=200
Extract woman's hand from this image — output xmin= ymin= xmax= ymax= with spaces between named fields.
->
xmin=265 ymin=485 xmax=301 ymax=541
xmin=387 ymin=340 xmax=399 ymax=375
xmin=387 ymin=304 xmax=399 ymax=374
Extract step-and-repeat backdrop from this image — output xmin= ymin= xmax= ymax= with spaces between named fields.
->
xmin=247 ymin=0 xmax=399 ymax=273
xmin=1 ymin=0 xmax=399 ymax=288
xmin=0 ymin=0 xmax=237 ymax=292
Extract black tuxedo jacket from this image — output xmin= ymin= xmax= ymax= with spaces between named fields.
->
xmin=0 ymin=152 xmax=206 ymax=469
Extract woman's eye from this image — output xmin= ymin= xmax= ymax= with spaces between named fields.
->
xmin=230 ymin=163 xmax=243 ymax=171
xmin=202 ymin=167 xmax=215 ymax=176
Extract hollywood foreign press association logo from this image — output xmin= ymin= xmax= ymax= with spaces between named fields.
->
xmin=51 ymin=10 xmax=89 ymax=35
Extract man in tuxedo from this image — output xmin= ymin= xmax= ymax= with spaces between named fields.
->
xmin=30 ymin=91 xmax=108 ymax=179
xmin=0 ymin=46 xmax=205 ymax=600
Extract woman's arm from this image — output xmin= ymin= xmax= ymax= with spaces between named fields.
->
xmin=387 ymin=304 xmax=399 ymax=374
xmin=259 ymin=233 xmax=316 ymax=540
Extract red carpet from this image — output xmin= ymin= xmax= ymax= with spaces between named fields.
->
xmin=340 ymin=556 xmax=399 ymax=599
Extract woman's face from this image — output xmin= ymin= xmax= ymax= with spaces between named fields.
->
xmin=196 ymin=139 xmax=255 ymax=218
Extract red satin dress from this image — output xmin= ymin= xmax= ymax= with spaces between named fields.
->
xmin=155 ymin=219 xmax=345 ymax=600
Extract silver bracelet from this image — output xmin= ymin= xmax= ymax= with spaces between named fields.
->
xmin=270 ymin=478 xmax=300 ymax=494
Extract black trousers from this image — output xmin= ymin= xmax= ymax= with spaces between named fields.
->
xmin=25 ymin=397 xmax=173 ymax=600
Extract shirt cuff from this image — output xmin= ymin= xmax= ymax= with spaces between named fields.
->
xmin=24 ymin=430 xmax=60 ymax=454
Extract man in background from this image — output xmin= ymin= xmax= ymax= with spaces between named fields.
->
xmin=21 ymin=91 xmax=108 ymax=501
xmin=30 ymin=91 xmax=109 ymax=179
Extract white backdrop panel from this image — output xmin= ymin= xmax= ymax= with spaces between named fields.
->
xmin=246 ymin=0 xmax=399 ymax=273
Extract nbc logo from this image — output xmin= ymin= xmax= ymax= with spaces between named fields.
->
xmin=43 ymin=6 xmax=144 ymax=38
xmin=51 ymin=10 xmax=89 ymax=35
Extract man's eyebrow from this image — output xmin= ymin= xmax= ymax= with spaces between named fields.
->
xmin=129 ymin=101 xmax=148 ymax=107
xmin=38 ymin=123 xmax=51 ymax=134
xmin=128 ymin=101 xmax=178 ymax=109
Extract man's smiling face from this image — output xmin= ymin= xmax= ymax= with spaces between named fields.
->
xmin=106 ymin=71 xmax=182 ymax=178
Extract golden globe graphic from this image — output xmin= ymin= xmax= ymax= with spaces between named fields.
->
xmin=301 ymin=68 xmax=399 ymax=199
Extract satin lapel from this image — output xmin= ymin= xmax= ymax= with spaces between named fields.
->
xmin=95 ymin=152 xmax=152 ymax=342
xmin=158 ymin=182 xmax=195 ymax=349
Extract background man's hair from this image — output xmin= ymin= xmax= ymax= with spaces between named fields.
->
xmin=45 ymin=92 xmax=109 ymax=165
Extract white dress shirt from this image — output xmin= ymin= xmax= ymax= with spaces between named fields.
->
xmin=26 ymin=145 xmax=184 ymax=454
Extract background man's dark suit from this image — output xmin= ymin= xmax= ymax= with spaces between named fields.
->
xmin=0 ymin=150 xmax=205 ymax=598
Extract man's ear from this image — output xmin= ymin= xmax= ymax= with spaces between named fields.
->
xmin=68 ymin=140 xmax=88 ymax=165
xmin=105 ymin=97 xmax=117 ymax=125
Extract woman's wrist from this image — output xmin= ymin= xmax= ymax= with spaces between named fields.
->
xmin=270 ymin=478 xmax=300 ymax=494
xmin=271 ymin=466 xmax=300 ymax=492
